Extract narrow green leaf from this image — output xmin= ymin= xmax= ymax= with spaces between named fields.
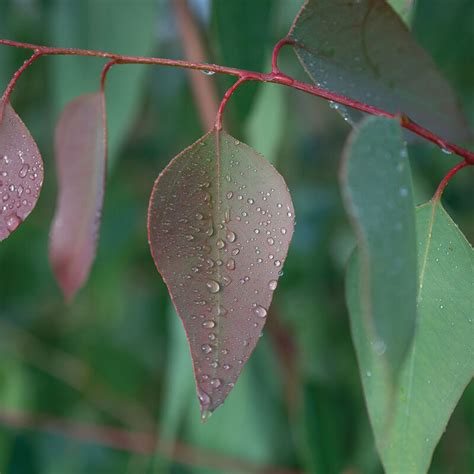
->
xmin=148 ymin=130 xmax=295 ymax=417
xmin=212 ymin=0 xmax=277 ymax=122
xmin=289 ymin=0 xmax=471 ymax=144
xmin=49 ymin=0 xmax=157 ymax=165
xmin=347 ymin=201 xmax=474 ymax=473
xmin=341 ymin=116 xmax=417 ymax=374
xmin=244 ymin=80 xmax=286 ymax=165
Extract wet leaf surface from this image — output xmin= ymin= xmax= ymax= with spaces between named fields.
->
xmin=148 ymin=129 xmax=294 ymax=417
xmin=0 ymin=102 xmax=43 ymax=241
xmin=346 ymin=201 xmax=474 ymax=473
xmin=289 ymin=0 xmax=471 ymax=144
xmin=49 ymin=93 xmax=106 ymax=301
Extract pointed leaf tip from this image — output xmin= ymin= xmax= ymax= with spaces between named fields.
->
xmin=0 ymin=101 xmax=44 ymax=241
xmin=49 ymin=92 xmax=107 ymax=301
xmin=148 ymin=130 xmax=295 ymax=415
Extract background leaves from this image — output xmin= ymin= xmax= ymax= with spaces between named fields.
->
xmin=0 ymin=0 xmax=472 ymax=473
xmin=346 ymin=201 xmax=474 ymax=474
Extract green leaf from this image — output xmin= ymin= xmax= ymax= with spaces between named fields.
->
xmin=346 ymin=201 xmax=474 ymax=473
xmin=289 ymin=0 xmax=471 ymax=144
xmin=341 ymin=116 xmax=417 ymax=374
xmin=244 ymin=79 xmax=286 ymax=165
xmin=48 ymin=0 xmax=157 ymax=165
xmin=148 ymin=130 xmax=295 ymax=417
xmin=387 ymin=0 xmax=416 ymax=25
xmin=212 ymin=0 xmax=277 ymax=122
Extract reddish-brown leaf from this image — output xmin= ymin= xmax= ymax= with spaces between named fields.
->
xmin=289 ymin=0 xmax=471 ymax=144
xmin=0 ymin=101 xmax=43 ymax=241
xmin=148 ymin=130 xmax=295 ymax=418
xmin=49 ymin=93 xmax=107 ymax=301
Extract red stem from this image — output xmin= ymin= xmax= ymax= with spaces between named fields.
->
xmin=0 ymin=50 xmax=42 ymax=121
xmin=100 ymin=60 xmax=118 ymax=92
xmin=1 ymin=38 xmax=473 ymax=164
xmin=433 ymin=161 xmax=471 ymax=201
xmin=215 ymin=77 xmax=249 ymax=130
xmin=271 ymin=38 xmax=295 ymax=73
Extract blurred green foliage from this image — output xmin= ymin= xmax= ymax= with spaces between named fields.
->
xmin=0 ymin=1 xmax=472 ymax=473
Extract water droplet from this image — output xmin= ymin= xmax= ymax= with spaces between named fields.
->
xmin=210 ymin=361 xmax=219 ymax=369
xmin=231 ymin=248 xmax=240 ymax=256
xmin=253 ymin=304 xmax=267 ymax=318
xmin=195 ymin=212 xmax=204 ymax=220
xmin=441 ymin=147 xmax=452 ymax=155
xmin=399 ymin=187 xmax=408 ymax=197
xmin=201 ymin=344 xmax=213 ymax=354
xmin=222 ymin=275 xmax=232 ymax=286
xmin=6 ymin=214 xmax=20 ymax=231
xmin=18 ymin=163 xmax=30 ymax=178
xmin=247 ymin=198 xmax=254 ymax=204
xmin=208 ymin=332 xmax=217 ymax=341
xmin=268 ymin=280 xmax=277 ymax=291
xmin=202 ymin=320 xmax=216 ymax=328
xmin=210 ymin=378 xmax=222 ymax=388
xmin=185 ymin=234 xmax=194 ymax=241
xmin=280 ymin=228 xmax=287 ymax=235
xmin=274 ymin=260 xmax=281 ymax=267
xmin=267 ymin=237 xmax=274 ymax=245
xmin=226 ymin=191 xmax=233 ymax=199
xmin=226 ymin=258 xmax=235 ymax=270
xmin=201 ymin=69 xmax=215 ymax=76
xmin=372 ymin=339 xmax=386 ymax=355
xmin=206 ymin=280 xmax=221 ymax=293
xmin=223 ymin=364 xmax=231 ymax=370
xmin=216 ymin=239 xmax=225 ymax=249
xmin=226 ymin=230 xmax=236 ymax=242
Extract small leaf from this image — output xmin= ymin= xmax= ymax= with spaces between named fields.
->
xmin=289 ymin=0 xmax=471 ymax=144
xmin=341 ymin=116 xmax=417 ymax=374
xmin=148 ymin=130 xmax=294 ymax=417
xmin=49 ymin=93 xmax=107 ymax=301
xmin=0 ymin=101 xmax=43 ymax=241
xmin=346 ymin=201 xmax=474 ymax=473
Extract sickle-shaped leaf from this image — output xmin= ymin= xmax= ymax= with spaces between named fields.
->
xmin=0 ymin=101 xmax=43 ymax=241
xmin=148 ymin=129 xmax=295 ymax=417
xmin=49 ymin=92 xmax=107 ymax=301
xmin=346 ymin=201 xmax=474 ymax=473
xmin=289 ymin=0 xmax=471 ymax=144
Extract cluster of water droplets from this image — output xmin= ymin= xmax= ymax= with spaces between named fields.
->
xmin=0 ymin=145 xmax=42 ymax=240
xmin=150 ymin=134 xmax=294 ymax=413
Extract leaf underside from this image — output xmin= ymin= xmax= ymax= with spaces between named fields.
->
xmin=289 ymin=0 xmax=471 ymax=144
xmin=148 ymin=129 xmax=295 ymax=417
xmin=0 ymin=101 xmax=43 ymax=241
xmin=341 ymin=116 xmax=417 ymax=375
xmin=49 ymin=92 xmax=107 ymax=301
xmin=347 ymin=202 xmax=474 ymax=474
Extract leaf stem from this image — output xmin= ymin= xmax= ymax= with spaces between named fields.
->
xmin=1 ymin=38 xmax=473 ymax=163
xmin=0 ymin=50 xmax=42 ymax=118
xmin=432 ymin=160 xmax=471 ymax=201
xmin=214 ymin=77 xmax=250 ymax=130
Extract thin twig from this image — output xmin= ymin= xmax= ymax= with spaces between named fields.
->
xmin=432 ymin=161 xmax=472 ymax=201
xmin=0 ymin=409 xmax=303 ymax=474
xmin=1 ymin=38 xmax=473 ymax=163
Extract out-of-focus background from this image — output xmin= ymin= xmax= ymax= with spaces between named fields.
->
xmin=0 ymin=0 xmax=472 ymax=473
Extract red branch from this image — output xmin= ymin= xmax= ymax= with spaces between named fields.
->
xmin=0 ymin=409 xmax=302 ymax=474
xmin=0 ymin=38 xmax=473 ymax=165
